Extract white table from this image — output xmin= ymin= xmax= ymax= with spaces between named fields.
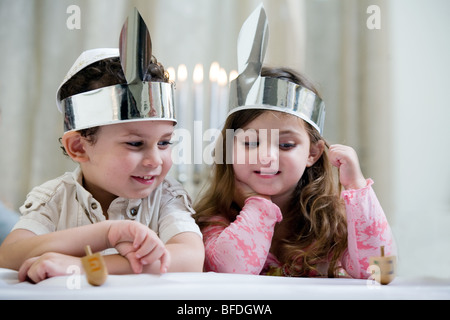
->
xmin=1 ymin=268 xmax=449 ymax=300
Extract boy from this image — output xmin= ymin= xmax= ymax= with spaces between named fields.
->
xmin=0 ymin=9 xmax=204 ymax=283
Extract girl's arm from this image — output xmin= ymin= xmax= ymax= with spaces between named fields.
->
xmin=203 ymin=197 xmax=282 ymax=274
xmin=328 ymin=145 xmax=396 ymax=279
xmin=341 ymin=179 xmax=396 ymax=279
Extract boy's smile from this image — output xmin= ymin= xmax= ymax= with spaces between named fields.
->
xmin=131 ymin=175 xmax=157 ymax=185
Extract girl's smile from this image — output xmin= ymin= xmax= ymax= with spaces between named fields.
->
xmin=253 ymin=170 xmax=281 ymax=177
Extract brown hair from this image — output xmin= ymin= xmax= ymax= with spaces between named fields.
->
xmin=59 ymin=56 xmax=169 ymax=155
xmin=193 ymin=67 xmax=348 ymax=277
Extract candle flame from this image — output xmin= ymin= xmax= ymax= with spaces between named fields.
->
xmin=209 ymin=62 xmax=220 ymax=82
xmin=229 ymin=70 xmax=238 ymax=82
xmin=193 ymin=64 xmax=204 ymax=84
xmin=218 ymin=68 xmax=228 ymax=86
xmin=167 ymin=67 xmax=176 ymax=82
xmin=177 ymin=64 xmax=188 ymax=82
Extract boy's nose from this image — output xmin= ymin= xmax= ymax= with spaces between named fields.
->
xmin=142 ymin=148 xmax=163 ymax=167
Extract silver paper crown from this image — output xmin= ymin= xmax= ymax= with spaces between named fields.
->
xmin=57 ymin=8 xmax=176 ymax=132
xmin=228 ymin=5 xmax=325 ymax=134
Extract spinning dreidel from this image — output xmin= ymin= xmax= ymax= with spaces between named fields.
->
xmin=81 ymin=245 xmax=108 ymax=286
xmin=369 ymin=246 xmax=396 ymax=285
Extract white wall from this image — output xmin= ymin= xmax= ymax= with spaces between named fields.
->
xmin=389 ymin=0 xmax=450 ymax=278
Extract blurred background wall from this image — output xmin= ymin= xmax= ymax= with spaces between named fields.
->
xmin=0 ymin=0 xmax=449 ymax=279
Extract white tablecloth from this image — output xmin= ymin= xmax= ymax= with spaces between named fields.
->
xmin=1 ymin=268 xmax=449 ymax=300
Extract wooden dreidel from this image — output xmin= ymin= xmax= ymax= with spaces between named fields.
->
xmin=369 ymin=246 xmax=396 ymax=285
xmin=81 ymin=245 xmax=108 ymax=286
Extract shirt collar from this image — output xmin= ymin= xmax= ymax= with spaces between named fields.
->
xmin=71 ymin=166 xmax=143 ymax=221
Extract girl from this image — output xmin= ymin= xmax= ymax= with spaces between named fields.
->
xmin=194 ymin=67 xmax=395 ymax=278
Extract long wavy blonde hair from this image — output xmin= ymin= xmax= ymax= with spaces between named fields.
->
xmin=193 ymin=67 xmax=348 ymax=277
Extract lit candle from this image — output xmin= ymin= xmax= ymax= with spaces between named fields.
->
xmin=229 ymin=70 xmax=238 ymax=83
xmin=193 ymin=64 xmax=204 ymax=184
xmin=193 ymin=63 xmax=204 ymax=123
xmin=175 ymin=64 xmax=189 ymax=184
xmin=176 ymin=64 xmax=188 ymax=128
xmin=218 ymin=68 xmax=229 ymax=128
xmin=167 ymin=67 xmax=176 ymax=82
xmin=209 ymin=62 xmax=220 ymax=130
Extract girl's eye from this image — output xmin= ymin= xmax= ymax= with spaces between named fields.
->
xmin=126 ymin=141 xmax=143 ymax=147
xmin=244 ymin=141 xmax=259 ymax=148
xmin=279 ymin=143 xmax=296 ymax=150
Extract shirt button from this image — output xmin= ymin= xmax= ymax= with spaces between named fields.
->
xmin=130 ymin=208 xmax=138 ymax=216
xmin=91 ymin=203 xmax=98 ymax=210
xmin=25 ymin=202 xmax=32 ymax=209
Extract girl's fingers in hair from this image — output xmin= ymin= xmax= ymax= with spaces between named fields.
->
xmin=328 ymin=144 xmax=366 ymax=190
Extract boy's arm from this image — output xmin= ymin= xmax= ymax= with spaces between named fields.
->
xmin=0 ymin=221 xmax=113 ymax=270
xmin=0 ymin=220 xmax=164 ymax=272
xmin=108 ymin=232 xmax=204 ymax=274
xmin=15 ymin=231 xmax=204 ymax=282
xmin=163 ymin=232 xmax=204 ymax=272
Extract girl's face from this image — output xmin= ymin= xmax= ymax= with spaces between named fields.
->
xmin=80 ymin=121 xmax=174 ymax=206
xmin=232 ymin=111 xmax=322 ymax=201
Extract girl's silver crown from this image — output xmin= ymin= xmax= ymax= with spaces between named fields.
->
xmin=227 ymin=5 xmax=325 ymax=134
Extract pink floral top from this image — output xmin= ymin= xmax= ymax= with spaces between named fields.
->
xmin=202 ymin=179 xmax=396 ymax=278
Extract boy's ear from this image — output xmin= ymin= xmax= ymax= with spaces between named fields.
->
xmin=306 ymin=140 xmax=325 ymax=167
xmin=61 ymin=131 xmax=89 ymax=163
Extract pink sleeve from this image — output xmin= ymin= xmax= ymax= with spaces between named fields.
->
xmin=202 ymin=197 xmax=282 ymax=274
xmin=341 ymin=179 xmax=396 ymax=279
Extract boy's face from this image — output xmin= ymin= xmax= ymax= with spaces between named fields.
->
xmin=80 ymin=121 xmax=174 ymax=204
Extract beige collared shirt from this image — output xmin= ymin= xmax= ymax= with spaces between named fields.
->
xmin=14 ymin=167 xmax=201 ymax=244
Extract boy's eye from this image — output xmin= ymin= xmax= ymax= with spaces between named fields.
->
xmin=158 ymin=140 xmax=173 ymax=148
xmin=126 ymin=141 xmax=143 ymax=147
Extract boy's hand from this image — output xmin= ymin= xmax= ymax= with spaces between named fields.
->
xmin=18 ymin=252 xmax=82 ymax=283
xmin=328 ymin=144 xmax=367 ymax=190
xmin=107 ymin=221 xmax=170 ymax=274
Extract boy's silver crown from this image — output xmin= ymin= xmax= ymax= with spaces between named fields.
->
xmin=56 ymin=8 xmax=176 ymax=132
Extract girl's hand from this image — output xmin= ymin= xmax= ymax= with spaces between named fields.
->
xmin=107 ymin=220 xmax=170 ymax=274
xmin=234 ymin=178 xmax=271 ymax=209
xmin=329 ymin=144 xmax=366 ymax=190
xmin=18 ymin=252 xmax=82 ymax=283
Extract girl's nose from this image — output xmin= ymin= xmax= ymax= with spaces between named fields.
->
xmin=259 ymin=144 xmax=279 ymax=166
